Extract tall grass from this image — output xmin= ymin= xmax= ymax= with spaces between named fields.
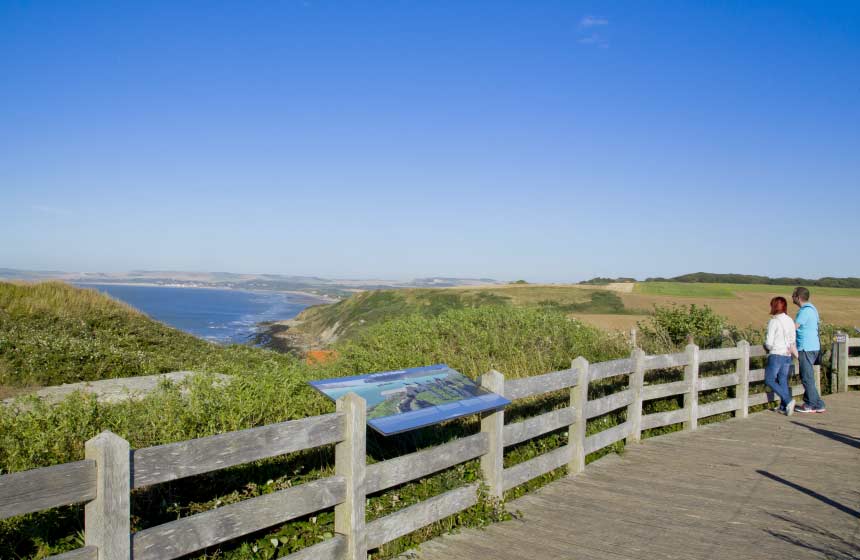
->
xmin=0 ymin=281 xmax=245 ymax=386
xmin=336 ymin=307 xmax=629 ymax=378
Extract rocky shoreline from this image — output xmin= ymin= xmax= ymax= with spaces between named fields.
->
xmin=253 ymin=317 xmax=341 ymax=356
xmin=253 ymin=319 xmax=312 ymax=355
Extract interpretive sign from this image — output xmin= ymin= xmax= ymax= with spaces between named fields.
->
xmin=310 ymin=364 xmax=510 ymax=435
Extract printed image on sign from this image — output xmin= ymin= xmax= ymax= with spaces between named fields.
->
xmin=309 ymin=364 xmax=510 ymax=435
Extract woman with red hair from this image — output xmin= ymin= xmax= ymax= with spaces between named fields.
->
xmin=764 ymin=296 xmax=797 ymax=415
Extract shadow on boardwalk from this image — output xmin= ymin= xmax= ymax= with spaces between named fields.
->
xmin=765 ymin=512 xmax=860 ymax=560
xmin=789 ymin=420 xmax=860 ymax=450
xmin=756 ymin=470 xmax=860 ymax=519
xmin=414 ymin=393 xmax=860 ymax=560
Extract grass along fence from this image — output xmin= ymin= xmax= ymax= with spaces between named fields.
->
xmin=0 ymin=339 xmax=847 ymax=560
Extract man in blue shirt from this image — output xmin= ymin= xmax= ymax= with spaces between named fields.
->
xmin=792 ymin=287 xmax=825 ymax=413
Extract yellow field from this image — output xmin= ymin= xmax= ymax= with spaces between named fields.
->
xmin=445 ymin=282 xmax=860 ymax=331
xmin=619 ymin=286 xmax=860 ymax=329
xmin=574 ymin=313 xmax=647 ymax=331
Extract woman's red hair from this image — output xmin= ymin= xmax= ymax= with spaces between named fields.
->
xmin=770 ymin=296 xmax=787 ymax=315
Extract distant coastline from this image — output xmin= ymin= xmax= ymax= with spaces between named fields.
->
xmin=74 ymin=280 xmax=339 ymax=304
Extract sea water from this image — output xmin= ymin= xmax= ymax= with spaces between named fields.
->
xmin=78 ymin=284 xmax=321 ymax=344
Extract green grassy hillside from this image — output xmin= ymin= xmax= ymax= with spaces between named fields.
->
xmin=291 ymin=285 xmax=632 ymax=345
xmin=0 ymin=282 xmax=256 ymax=387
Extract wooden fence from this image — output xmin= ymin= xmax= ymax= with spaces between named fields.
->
xmin=0 ymin=339 xmax=847 ymax=560
xmin=833 ymin=331 xmax=860 ymax=392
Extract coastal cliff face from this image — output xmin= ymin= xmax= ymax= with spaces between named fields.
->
xmin=253 ymin=318 xmax=342 ymax=355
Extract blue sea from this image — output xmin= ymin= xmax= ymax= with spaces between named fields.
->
xmin=78 ymin=284 xmax=323 ymax=344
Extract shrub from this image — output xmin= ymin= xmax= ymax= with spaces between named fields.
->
xmin=637 ymin=304 xmax=730 ymax=350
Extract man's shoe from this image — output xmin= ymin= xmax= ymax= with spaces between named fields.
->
xmin=813 ymin=407 xmax=826 ymax=413
xmin=786 ymin=400 xmax=796 ymax=416
xmin=794 ymin=404 xmax=815 ymax=413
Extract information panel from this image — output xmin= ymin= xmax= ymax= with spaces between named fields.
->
xmin=310 ymin=364 xmax=510 ymax=435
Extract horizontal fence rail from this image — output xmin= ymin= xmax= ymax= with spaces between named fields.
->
xmin=132 ymin=477 xmax=346 ymax=560
xmin=1 ymin=335 xmax=855 ymax=560
xmin=132 ymin=413 xmax=344 ymax=488
xmin=0 ymin=460 xmax=96 ymax=519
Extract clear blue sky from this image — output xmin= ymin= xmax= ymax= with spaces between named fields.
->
xmin=2 ymin=1 xmax=858 ymax=282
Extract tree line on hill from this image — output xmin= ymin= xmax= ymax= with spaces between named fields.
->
xmin=579 ymin=273 xmax=860 ymax=288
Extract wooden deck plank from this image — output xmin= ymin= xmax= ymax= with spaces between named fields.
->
xmin=414 ymin=393 xmax=860 ymax=560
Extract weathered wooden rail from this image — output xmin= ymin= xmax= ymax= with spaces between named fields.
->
xmin=0 ymin=337 xmax=852 ymax=560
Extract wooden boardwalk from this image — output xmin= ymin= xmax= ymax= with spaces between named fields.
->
xmin=415 ymin=393 xmax=860 ymax=560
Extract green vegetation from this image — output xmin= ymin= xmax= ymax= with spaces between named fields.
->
xmin=636 ymin=304 xmax=759 ymax=351
xmin=294 ymin=289 xmax=515 ymax=343
xmin=713 ymin=283 xmax=860 ymax=298
xmin=336 ymin=306 xmax=628 ymax=378
xmin=634 ymin=282 xmax=736 ymax=298
xmin=290 ymin=285 xmax=634 ymax=346
xmin=538 ymin=291 xmax=629 ymax=314
xmin=578 ymin=277 xmax=636 ymax=285
xmin=0 ymin=282 xmax=630 ymax=559
xmin=0 ymin=282 xmax=253 ymax=387
xmin=0 ymin=282 xmax=850 ymax=559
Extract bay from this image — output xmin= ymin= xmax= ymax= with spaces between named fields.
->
xmin=77 ymin=283 xmax=323 ymax=344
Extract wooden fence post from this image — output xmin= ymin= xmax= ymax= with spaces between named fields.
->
xmin=837 ymin=332 xmax=849 ymax=393
xmin=792 ymin=356 xmax=800 ymax=389
xmin=630 ymin=327 xmax=638 ymax=350
xmin=480 ymin=370 xmax=505 ymax=498
xmin=627 ymin=349 xmax=645 ymax=444
xmin=736 ymin=340 xmax=750 ymax=418
xmin=335 ymin=393 xmax=367 ymax=560
xmin=569 ymin=357 xmax=589 ymax=475
xmin=831 ymin=340 xmax=838 ymax=394
xmin=684 ymin=344 xmax=699 ymax=431
xmin=85 ymin=431 xmax=131 ymax=560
